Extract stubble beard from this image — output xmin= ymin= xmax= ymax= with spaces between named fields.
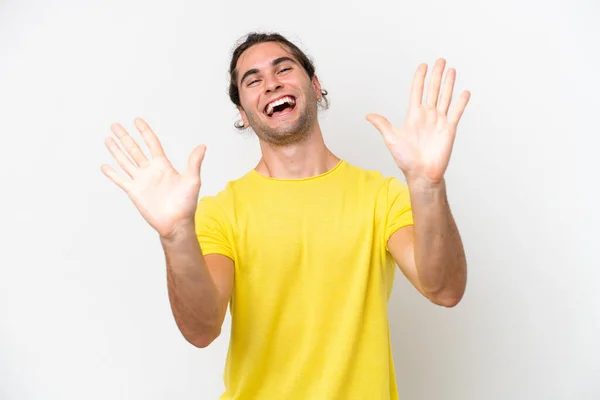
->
xmin=245 ymin=96 xmax=318 ymax=147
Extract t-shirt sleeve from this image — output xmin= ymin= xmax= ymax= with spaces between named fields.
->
xmin=194 ymin=195 xmax=235 ymax=261
xmin=384 ymin=176 xmax=414 ymax=250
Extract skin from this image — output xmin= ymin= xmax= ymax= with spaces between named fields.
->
xmin=367 ymin=59 xmax=471 ymax=306
xmin=234 ymin=42 xmax=340 ymax=179
xmin=236 ymin=48 xmax=318 ymax=146
xmin=100 ymin=41 xmax=470 ymax=348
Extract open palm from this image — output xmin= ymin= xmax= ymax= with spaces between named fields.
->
xmin=367 ymin=58 xmax=470 ymax=184
xmin=101 ymin=118 xmax=207 ymax=239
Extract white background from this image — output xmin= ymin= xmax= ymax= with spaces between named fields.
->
xmin=1 ymin=0 xmax=598 ymax=399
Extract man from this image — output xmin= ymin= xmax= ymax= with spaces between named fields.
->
xmin=101 ymin=32 xmax=470 ymax=399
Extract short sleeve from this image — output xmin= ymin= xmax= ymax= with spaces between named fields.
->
xmin=194 ymin=196 xmax=235 ymax=261
xmin=384 ymin=177 xmax=414 ymax=249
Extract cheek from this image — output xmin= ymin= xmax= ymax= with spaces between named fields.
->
xmin=240 ymin=91 xmax=261 ymax=111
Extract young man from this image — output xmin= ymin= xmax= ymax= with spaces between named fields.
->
xmin=101 ymin=32 xmax=470 ymax=399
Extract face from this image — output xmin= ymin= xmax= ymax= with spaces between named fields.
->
xmin=235 ymin=42 xmax=322 ymax=146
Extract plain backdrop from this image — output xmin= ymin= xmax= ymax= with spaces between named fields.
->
xmin=1 ymin=0 xmax=598 ymax=399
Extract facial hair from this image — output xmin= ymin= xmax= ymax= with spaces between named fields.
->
xmin=244 ymin=89 xmax=319 ymax=147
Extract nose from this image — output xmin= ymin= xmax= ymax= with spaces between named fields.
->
xmin=266 ymin=82 xmax=282 ymax=93
xmin=264 ymin=74 xmax=283 ymax=93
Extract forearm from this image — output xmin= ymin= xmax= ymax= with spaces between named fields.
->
xmin=407 ymin=177 xmax=467 ymax=306
xmin=160 ymin=223 xmax=223 ymax=347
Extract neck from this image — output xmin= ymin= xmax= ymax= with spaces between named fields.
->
xmin=255 ymin=125 xmax=340 ymax=179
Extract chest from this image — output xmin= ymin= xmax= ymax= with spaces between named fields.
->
xmin=230 ymin=189 xmax=387 ymax=282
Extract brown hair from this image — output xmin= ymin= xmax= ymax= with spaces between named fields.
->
xmin=228 ymin=32 xmax=329 ymax=109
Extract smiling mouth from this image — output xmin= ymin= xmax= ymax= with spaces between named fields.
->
xmin=264 ymin=96 xmax=296 ymax=117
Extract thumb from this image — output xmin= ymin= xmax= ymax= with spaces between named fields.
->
xmin=185 ymin=144 xmax=207 ymax=180
xmin=366 ymin=113 xmax=393 ymax=139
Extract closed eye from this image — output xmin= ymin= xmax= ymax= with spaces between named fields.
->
xmin=246 ymin=67 xmax=291 ymax=87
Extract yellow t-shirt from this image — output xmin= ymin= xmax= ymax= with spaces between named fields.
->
xmin=195 ymin=159 xmax=413 ymax=399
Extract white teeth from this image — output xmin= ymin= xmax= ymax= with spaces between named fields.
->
xmin=265 ymin=96 xmax=295 ymax=116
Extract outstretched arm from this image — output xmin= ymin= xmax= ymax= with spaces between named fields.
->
xmin=368 ymin=59 xmax=470 ymax=307
xmin=387 ymin=179 xmax=466 ymax=307
xmin=101 ymin=118 xmax=232 ymax=346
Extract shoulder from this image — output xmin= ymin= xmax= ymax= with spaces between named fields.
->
xmin=341 ymin=160 xmax=408 ymax=195
xmin=196 ymin=171 xmax=253 ymax=219
xmin=200 ymin=170 xmax=254 ymax=203
xmin=342 ymin=160 xmax=385 ymax=180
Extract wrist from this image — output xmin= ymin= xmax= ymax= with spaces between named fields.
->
xmin=406 ymin=175 xmax=446 ymax=191
xmin=159 ymin=219 xmax=197 ymax=246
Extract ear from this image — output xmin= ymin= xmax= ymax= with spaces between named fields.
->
xmin=237 ymin=106 xmax=250 ymax=128
xmin=311 ymin=75 xmax=323 ymax=100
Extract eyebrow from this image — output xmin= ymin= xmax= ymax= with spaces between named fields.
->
xmin=239 ymin=56 xmax=298 ymax=86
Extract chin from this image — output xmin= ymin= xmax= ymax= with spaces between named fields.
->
xmin=259 ymin=128 xmax=307 ymax=146
xmin=248 ymin=104 xmax=318 ymax=145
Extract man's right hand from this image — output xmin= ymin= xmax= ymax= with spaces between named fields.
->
xmin=101 ymin=117 xmax=207 ymax=240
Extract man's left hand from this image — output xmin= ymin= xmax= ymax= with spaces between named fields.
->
xmin=367 ymin=58 xmax=471 ymax=185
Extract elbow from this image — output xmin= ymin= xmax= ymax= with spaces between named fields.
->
xmin=426 ymin=266 xmax=467 ymax=308
xmin=428 ymin=288 xmax=465 ymax=308
xmin=190 ymin=337 xmax=214 ymax=349
xmin=426 ymin=285 xmax=466 ymax=308
xmin=433 ymin=295 xmax=462 ymax=308
xmin=185 ymin=327 xmax=222 ymax=349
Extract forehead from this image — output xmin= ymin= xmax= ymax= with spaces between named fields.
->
xmin=236 ymin=42 xmax=297 ymax=74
